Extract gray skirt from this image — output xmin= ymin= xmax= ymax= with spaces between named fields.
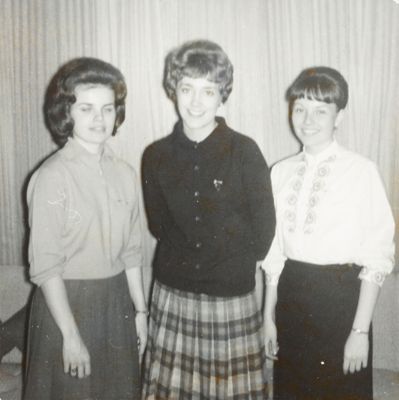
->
xmin=24 ymin=272 xmax=140 ymax=400
xmin=142 ymin=280 xmax=267 ymax=400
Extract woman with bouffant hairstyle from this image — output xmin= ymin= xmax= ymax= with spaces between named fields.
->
xmin=44 ymin=57 xmax=127 ymax=146
xmin=141 ymin=40 xmax=275 ymax=399
xmin=24 ymin=57 xmax=147 ymax=400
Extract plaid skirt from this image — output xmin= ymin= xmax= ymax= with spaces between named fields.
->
xmin=23 ymin=272 xmax=140 ymax=400
xmin=274 ymin=259 xmax=373 ymax=400
xmin=142 ymin=280 xmax=267 ymax=400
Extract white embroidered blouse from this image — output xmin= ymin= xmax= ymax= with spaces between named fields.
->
xmin=263 ymin=140 xmax=395 ymax=286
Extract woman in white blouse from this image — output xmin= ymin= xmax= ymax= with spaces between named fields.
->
xmin=263 ymin=66 xmax=395 ymax=399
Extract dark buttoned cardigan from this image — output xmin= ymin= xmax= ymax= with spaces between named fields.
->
xmin=142 ymin=117 xmax=276 ymax=297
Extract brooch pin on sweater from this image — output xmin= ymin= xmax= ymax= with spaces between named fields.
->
xmin=213 ymin=179 xmax=223 ymax=191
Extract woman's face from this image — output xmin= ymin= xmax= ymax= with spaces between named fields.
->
xmin=291 ymin=97 xmax=344 ymax=154
xmin=70 ymin=84 xmax=116 ymax=153
xmin=176 ymin=76 xmax=222 ymax=139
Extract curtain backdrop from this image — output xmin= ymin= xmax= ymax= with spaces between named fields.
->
xmin=1 ymin=0 xmax=398 ymax=370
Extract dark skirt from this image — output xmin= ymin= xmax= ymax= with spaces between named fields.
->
xmin=142 ymin=280 xmax=267 ymax=399
xmin=274 ymin=259 xmax=373 ymax=400
xmin=23 ymin=272 xmax=140 ymax=400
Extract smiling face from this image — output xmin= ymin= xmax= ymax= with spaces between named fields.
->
xmin=291 ymin=97 xmax=344 ymax=154
xmin=176 ymin=76 xmax=222 ymax=141
xmin=70 ymin=84 xmax=116 ymax=153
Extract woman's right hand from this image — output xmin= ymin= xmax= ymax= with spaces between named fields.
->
xmin=264 ymin=319 xmax=279 ymax=361
xmin=63 ymin=332 xmax=91 ymax=379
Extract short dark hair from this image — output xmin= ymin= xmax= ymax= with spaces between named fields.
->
xmin=286 ymin=66 xmax=348 ymax=111
xmin=163 ymin=39 xmax=234 ymax=103
xmin=44 ymin=57 xmax=127 ymax=146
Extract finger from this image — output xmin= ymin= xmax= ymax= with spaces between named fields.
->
xmin=84 ymin=359 xmax=91 ymax=377
xmin=70 ymin=365 xmax=78 ymax=377
xmin=266 ymin=342 xmax=278 ymax=361
xmin=349 ymin=360 xmax=356 ymax=374
xmin=64 ymin=360 xmax=70 ymax=374
xmin=77 ymin=364 xmax=85 ymax=379
xmin=343 ymin=358 xmax=349 ymax=375
xmin=362 ymin=357 xmax=368 ymax=369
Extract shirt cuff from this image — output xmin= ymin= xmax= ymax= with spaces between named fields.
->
xmin=358 ymin=267 xmax=387 ymax=287
xmin=265 ymin=273 xmax=280 ymax=286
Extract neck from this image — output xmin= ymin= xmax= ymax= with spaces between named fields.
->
xmin=305 ymin=139 xmax=334 ymax=156
xmin=183 ymin=120 xmax=218 ymax=143
xmin=74 ymin=137 xmax=103 ymax=155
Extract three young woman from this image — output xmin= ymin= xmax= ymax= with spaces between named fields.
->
xmin=25 ymin=47 xmax=394 ymax=400
xmin=263 ymin=67 xmax=395 ymax=399
xmin=141 ymin=40 xmax=276 ymax=399
xmin=24 ymin=58 xmax=147 ymax=400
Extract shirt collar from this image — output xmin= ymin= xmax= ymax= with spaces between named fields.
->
xmin=303 ymin=140 xmax=340 ymax=165
xmin=62 ymin=137 xmax=116 ymax=164
xmin=173 ymin=116 xmax=230 ymax=150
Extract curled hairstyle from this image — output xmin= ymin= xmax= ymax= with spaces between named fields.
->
xmin=286 ymin=66 xmax=348 ymax=112
xmin=44 ymin=57 xmax=127 ymax=146
xmin=164 ymin=39 xmax=234 ymax=103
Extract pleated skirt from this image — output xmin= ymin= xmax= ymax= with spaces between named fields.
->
xmin=23 ymin=272 xmax=140 ymax=400
xmin=142 ymin=280 xmax=267 ymax=400
xmin=274 ymin=259 xmax=373 ymax=400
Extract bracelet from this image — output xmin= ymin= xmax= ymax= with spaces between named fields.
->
xmin=352 ymin=327 xmax=369 ymax=335
xmin=135 ymin=309 xmax=149 ymax=316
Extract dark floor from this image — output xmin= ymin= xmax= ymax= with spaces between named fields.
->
xmin=1 ymin=364 xmax=398 ymax=399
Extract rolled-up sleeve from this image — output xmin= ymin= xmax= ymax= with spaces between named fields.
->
xmin=121 ymin=169 xmax=143 ymax=270
xmin=27 ymin=167 xmax=67 ymax=286
xmin=357 ymin=164 xmax=395 ymax=286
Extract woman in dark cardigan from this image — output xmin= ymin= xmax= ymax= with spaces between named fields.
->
xmin=141 ymin=39 xmax=276 ymax=399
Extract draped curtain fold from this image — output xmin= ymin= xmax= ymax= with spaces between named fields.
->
xmin=1 ymin=0 xmax=398 ymax=369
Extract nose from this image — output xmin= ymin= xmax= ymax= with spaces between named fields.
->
xmin=190 ymin=90 xmax=201 ymax=107
xmin=93 ymin=109 xmax=104 ymax=121
xmin=304 ymin=111 xmax=313 ymax=125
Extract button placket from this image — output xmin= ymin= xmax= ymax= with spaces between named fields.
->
xmin=192 ymin=143 xmax=202 ymax=268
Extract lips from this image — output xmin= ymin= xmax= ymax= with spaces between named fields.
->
xmin=90 ymin=126 xmax=106 ymax=133
xmin=301 ymin=129 xmax=319 ymax=136
xmin=187 ymin=109 xmax=205 ymax=117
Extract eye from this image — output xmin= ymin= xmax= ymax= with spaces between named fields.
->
xmin=293 ymin=106 xmax=304 ymax=114
xmin=205 ymin=89 xmax=215 ymax=96
xmin=316 ymin=109 xmax=327 ymax=115
xmin=103 ymin=105 xmax=115 ymax=113
xmin=179 ymin=86 xmax=190 ymax=94
xmin=78 ymin=105 xmax=92 ymax=112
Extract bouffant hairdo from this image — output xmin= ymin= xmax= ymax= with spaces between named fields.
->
xmin=163 ymin=39 xmax=234 ymax=103
xmin=286 ymin=66 xmax=348 ymax=111
xmin=44 ymin=57 xmax=127 ymax=146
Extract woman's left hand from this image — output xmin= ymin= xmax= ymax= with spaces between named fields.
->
xmin=135 ymin=313 xmax=148 ymax=361
xmin=343 ymin=330 xmax=369 ymax=374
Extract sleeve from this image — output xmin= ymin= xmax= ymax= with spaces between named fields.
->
xmin=141 ymin=144 xmax=184 ymax=244
xmin=357 ymin=163 xmax=395 ymax=286
xmin=261 ymin=164 xmax=287 ymax=285
xmin=121 ymin=168 xmax=143 ymax=270
xmin=241 ymin=138 xmax=276 ymax=260
xmin=27 ymin=166 xmax=68 ymax=286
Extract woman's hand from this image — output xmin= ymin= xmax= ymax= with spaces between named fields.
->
xmin=343 ymin=330 xmax=369 ymax=374
xmin=135 ymin=313 xmax=148 ymax=361
xmin=63 ymin=331 xmax=91 ymax=379
xmin=264 ymin=319 xmax=279 ymax=361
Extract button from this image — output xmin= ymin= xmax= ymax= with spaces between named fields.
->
xmin=195 ymin=242 xmax=202 ymax=249
xmin=194 ymin=191 xmax=200 ymax=197
xmin=193 ymin=143 xmax=198 ymax=149
xmin=195 ymin=215 xmax=201 ymax=222
xmin=195 ymin=263 xmax=201 ymax=270
xmin=194 ymin=165 xmax=200 ymax=172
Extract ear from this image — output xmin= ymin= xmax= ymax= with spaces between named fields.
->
xmin=334 ymin=108 xmax=345 ymax=129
